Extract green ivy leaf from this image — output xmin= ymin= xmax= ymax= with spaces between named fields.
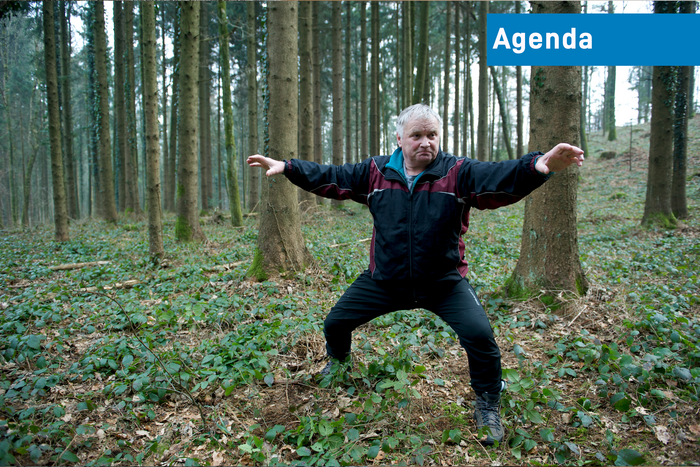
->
xmin=61 ymin=451 xmax=80 ymax=463
xmin=614 ymin=449 xmax=645 ymax=466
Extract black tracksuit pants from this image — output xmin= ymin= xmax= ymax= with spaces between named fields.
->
xmin=323 ymin=270 xmax=503 ymax=395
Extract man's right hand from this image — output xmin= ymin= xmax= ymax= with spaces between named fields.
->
xmin=247 ymin=154 xmax=285 ymax=177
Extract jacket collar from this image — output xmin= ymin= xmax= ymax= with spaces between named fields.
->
xmin=385 ymin=147 xmax=445 ymax=184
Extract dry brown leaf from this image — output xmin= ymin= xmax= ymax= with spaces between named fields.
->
xmin=654 ymin=425 xmax=671 ymax=445
xmin=689 ymin=425 xmax=700 ymax=436
xmin=212 ymin=451 xmax=225 ymax=466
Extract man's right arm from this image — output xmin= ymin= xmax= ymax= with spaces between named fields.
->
xmin=247 ymin=155 xmax=372 ymax=204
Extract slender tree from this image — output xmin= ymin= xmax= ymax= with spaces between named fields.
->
xmin=477 ymin=1 xmax=489 ymax=161
xmin=165 ymin=6 xmax=180 ymax=212
xmin=218 ymin=1 xmax=243 ymax=226
xmin=490 ymin=66 xmax=513 ymax=160
xmin=249 ymin=1 xmax=311 ymax=280
xmin=21 ymin=82 xmax=41 ymax=228
xmin=641 ymin=1 xmax=677 ymax=228
xmin=345 ymin=2 xmax=352 ymax=164
xmin=515 ymin=1 xmax=523 ymax=158
xmin=247 ymin=1 xmax=259 ymax=212
xmin=671 ymin=0 xmax=694 ymax=219
xmin=452 ymin=2 xmax=460 ymax=156
xmin=360 ymin=2 xmax=368 ymax=161
xmin=298 ymin=1 xmax=314 ymax=206
xmin=412 ymin=2 xmax=430 ymax=104
xmin=176 ymin=1 xmax=205 ymax=241
xmin=114 ymin=1 xmax=128 ymax=211
xmin=331 ymin=2 xmax=343 ymax=208
xmin=462 ymin=1 xmax=471 ymax=159
xmin=442 ymin=2 xmax=451 ymax=152
xmin=59 ymin=1 xmax=78 ymax=219
xmin=94 ymin=1 xmax=118 ymax=222
xmin=199 ymin=2 xmax=212 ymax=211
xmin=124 ymin=2 xmax=141 ymax=214
xmin=141 ymin=1 xmax=164 ymax=258
xmin=509 ymin=1 xmax=587 ymax=297
xmin=369 ymin=1 xmax=379 ymax=157
xmin=43 ymin=1 xmax=69 ymax=240
xmin=160 ymin=4 xmax=170 ymax=211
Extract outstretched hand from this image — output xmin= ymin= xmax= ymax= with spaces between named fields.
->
xmin=535 ymin=143 xmax=585 ymax=175
xmin=246 ymin=154 xmax=285 ymax=177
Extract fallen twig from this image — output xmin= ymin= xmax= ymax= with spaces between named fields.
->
xmin=49 ymin=261 xmax=111 ymax=271
xmin=329 ymin=237 xmax=371 ymax=248
xmin=79 ymin=279 xmax=141 ymax=293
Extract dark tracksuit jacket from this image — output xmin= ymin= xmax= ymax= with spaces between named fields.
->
xmin=284 ymin=148 xmax=549 ymax=394
xmin=285 ymin=148 xmax=549 ymax=281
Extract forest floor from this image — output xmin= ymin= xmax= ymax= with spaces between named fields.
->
xmin=2 ymin=117 xmax=700 ymax=466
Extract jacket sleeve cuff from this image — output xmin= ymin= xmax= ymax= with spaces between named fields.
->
xmin=283 ymin=159 xmax=294 ymax=175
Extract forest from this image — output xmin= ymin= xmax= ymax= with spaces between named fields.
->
xmin=0 ymin=1 xmax=699 ymax=465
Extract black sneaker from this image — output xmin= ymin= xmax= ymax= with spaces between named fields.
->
xmin=474 ymin=390 xmax=504 ymax=446
xmin=318 ymin=360 xmax=335 ymax=377
xmin=317 ymin=358 xmax=351 ymax=378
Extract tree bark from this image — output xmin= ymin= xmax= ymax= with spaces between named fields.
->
xmin=141 ymin=1 xmax=164 ymax=258
xmin=477 ymin=1 xmax=489 ymax=161
xmin=94 ymin=1 xmax=118 ymax=223
xmin=509 ymin=1 xmax=587 ymax=298
xmin=462 ymin=2 xmax=470 ymax=159
xmin=176 ymin=1 xmax=205 ymax=242
xmin=43 ymin=1 xmax=70 ymax=241
xmin=218 ymin=1 xmax=243 ymax=226
xmin=515 ymin=1 xmax=523 ymax=158
xmin=298 ymin=1 xmax=314 ymax=206
xmin=247 ymin=1 xmax=260 ymax=212
xmin=250 ymin=1 xmax=311 ymax=280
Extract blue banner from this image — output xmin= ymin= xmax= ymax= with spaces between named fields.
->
xmin=488 ymin=14 xmax=700 ymax=66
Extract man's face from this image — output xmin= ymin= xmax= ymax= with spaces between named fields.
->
xmin=397 ymin=116 xmax=440 ymax=173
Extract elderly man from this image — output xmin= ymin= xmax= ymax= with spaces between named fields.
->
xmin=247 ymin=104 xmax=584 ymax=445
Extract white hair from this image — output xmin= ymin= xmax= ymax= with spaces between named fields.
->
xmin=395 ymin=104 xmax=443 ymax=138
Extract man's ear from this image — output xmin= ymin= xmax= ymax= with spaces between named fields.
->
xmin=396 ymin=133 xmax=402 ymax=148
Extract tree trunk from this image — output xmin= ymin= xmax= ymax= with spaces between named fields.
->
xmin=515 ymin=1 xmax=523 ymax=158
xmin=345 ymin=2 xmax=352 ymax=164
xmin=370 ymin=2 xmax=380 ymax=156
xmin=641 ymin=1 xmax=677 ymax=228
xmin=477 ymin=0 xmax=488 ymax=161
xmin=114 ymin=1 xmax=128 ymax=212
xmin=246 ymin=2 xmax=260 ymax=212
xmin=606 ymin=66 xmax=617 ymax=141
xmin=331 ymin=1 xmax=343 ymax=208
xmin=141 ymin=1 xmax=164 ymax=258
xmin=94 ymin=1 xmax=118 ymax=223
xmin=161 ymin=4 xmax=170 ymax=212
xmin=249 ymin=1 xmax=311 ymax=281
xmin=299 ymin=1 xmax=314 ymax=207
xmin=580 ymin=65 xmax=589 ymax=155
xmin=452 ymin=2 xmax=460 ymax=156
xmin=199 ymin=2 xmax=212 ymax=212
xmin=218 ymin=1 xmax=243 ymax=226
xmin=461 ymin=2 xmax=470 ymax=159
xmin=412 ymin=2 xmax=429 ymax=105
xmin=22 ymin=84 xmax=40 ymax=228
xmin=313 ymin=2 xmax=324 ymax=206
xmin=176 ymin=1 xmax=205 ymax=242
xmin=60 ymin=1 xmax=79 ymax=220
xmin=125 ymin=2 xmax=141 ymax=214
xmin=489 ymin=66 xmax=513 ymax=160
xmin=401 ymin=2 xmax=412 ymax=110
xmin=360 ymin=2 xmax=368 ymax=161
xmin=43 ymin=1 xmax=70 ymax=241
xmin=165 ymin=8 xmax=180 ymax=212
xmin=442 ymin=1 xmax=451 ymax=152
xmin=508 ymin=1 xmax=587 ymax=298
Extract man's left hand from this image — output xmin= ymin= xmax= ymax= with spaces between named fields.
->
xmin=536 ymin=143 xmax=585 ymax=175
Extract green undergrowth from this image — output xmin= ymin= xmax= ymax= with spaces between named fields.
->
xmin=1 ymin=126 xmax=699 ymax=465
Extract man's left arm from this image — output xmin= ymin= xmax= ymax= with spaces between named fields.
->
xmin=460 ymin=143 xmax=584 ymax=210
